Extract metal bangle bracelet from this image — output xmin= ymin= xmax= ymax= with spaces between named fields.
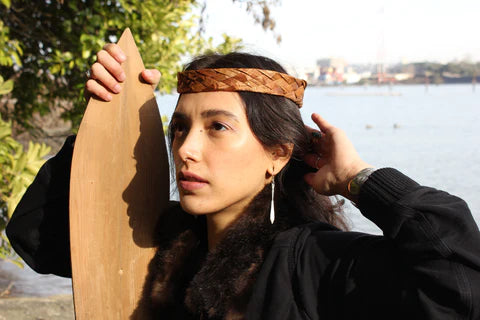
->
xmin=347 ymin=167 xmax=376 ymax=196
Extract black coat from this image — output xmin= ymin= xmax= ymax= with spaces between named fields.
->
xmin=6 ymin=136 xmax=480 ymax=319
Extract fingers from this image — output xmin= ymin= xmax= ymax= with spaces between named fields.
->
xmin=311 ymin=113 xmax=334 ymax=132
xmin=85 ymin=78 xmax=113 ymax=102
xmin=102 ymin=44 xmax=161 ymax=88
xmin=103 ymin=43 xmax=126 ymax=64
xmin=85 ymin=43 xmax=161 ymax=102
xmin=304 ymin=153 xmax=328 ymax=170
xmin=90 ymin=45 xmax=126 ymax=96
xmin=96 ymin=49 xmax=126 ymax=82
xmin=84 ymin=43 xmax=125 ymax=102
xmin=305 ymin=124 xmax=325 ymax=156
xmin=141 ymin=69 xmax=161 ymax=88
xmin=90 ymin=62 xmax=122 ymax=93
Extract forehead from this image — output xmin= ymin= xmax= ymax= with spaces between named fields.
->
xmin=176 ymin=92 xmax=246 ymax=116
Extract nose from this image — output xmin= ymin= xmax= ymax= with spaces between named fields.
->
xmin=176 ymin=128 xmax=203 ymax=164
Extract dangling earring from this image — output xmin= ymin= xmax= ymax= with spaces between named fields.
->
xmin=270 ymin=177 xmax=275 ymax=224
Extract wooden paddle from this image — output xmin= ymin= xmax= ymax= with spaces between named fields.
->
xmin=69 ymin=28 xmax=169 ymax=319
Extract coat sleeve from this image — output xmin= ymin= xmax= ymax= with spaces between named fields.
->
xmin=6 ymin=135 xmax=75 ymax=278
xmin=296 ymin=168 xmax=480 ymax=320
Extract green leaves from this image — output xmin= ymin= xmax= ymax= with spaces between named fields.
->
xmin=0 ymin=117 xmax=51 ymax=266
xmin=0 ymin=0 xmax=280 ymax=131
xmin=0 ymin=0 xmax=213 ymax=129
xmin=1 ymin=141 xmax=51 ymax=218
xmin=0 ymin=75 xmax=13 ymax=95
xmin=161 ymin=114 xmax=169 ymax=135
xmin=0 ymin=0 xmax=10 ymax=8
xmin=0 ymin=20 xmax=22 ymax=68
xmin=0 ymin=120 xmax=52 ymax=217
xmin=0 ymin=76 xmax=50 ymax=266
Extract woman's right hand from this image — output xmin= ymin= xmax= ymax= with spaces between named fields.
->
xmin=85 ymin=43 xmax=161 ymax=102
xmin=303 ymin=113 xmax=372 ymax=202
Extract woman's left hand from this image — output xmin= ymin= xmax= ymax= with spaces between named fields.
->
xmin=85 ymin=43 xmax=161 ymax=102
xmin=303 ymin=113 xmax=372 ymax=201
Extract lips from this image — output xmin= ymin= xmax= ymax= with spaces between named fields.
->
xmin=178 ymin=171 xmax=208 ymax=191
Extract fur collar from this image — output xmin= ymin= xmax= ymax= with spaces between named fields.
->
xmin=149 ymin=186 xmax=280 ymax=319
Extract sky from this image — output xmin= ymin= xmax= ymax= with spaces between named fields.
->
xmin=202 ymin=0 xmax=480 ymax=71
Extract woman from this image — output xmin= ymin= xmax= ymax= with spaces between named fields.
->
xmin=7 ymin=44 xmax=480 ymax=319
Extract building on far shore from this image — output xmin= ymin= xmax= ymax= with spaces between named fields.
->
xmin=316 ymin=58 xmax=346 ymax=85
xmin=304 ymin=57 xmax=479 ymax=86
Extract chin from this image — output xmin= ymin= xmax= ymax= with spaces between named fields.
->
xmin=179 ymin=197 xmax=210 ymax=216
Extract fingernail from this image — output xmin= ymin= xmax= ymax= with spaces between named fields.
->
xmin=312 ymin=131 xmax=322 ymax=139
xmin=113 ymin=84 xmax=121 ymax=93
xmin=106 ymin=94 xmax=113 ymax=101
xmin=119 ymin=53 xmax=127 ymax=61
xmin=118 ymin=72 xmax=126 ymax=82
xmin=144 ymin=70 xmax=152 ymax=77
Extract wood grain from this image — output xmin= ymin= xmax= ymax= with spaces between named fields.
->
xmin=69 ymin=28 xmax=169 ymax=319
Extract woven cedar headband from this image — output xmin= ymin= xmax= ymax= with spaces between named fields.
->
xmin=177 ymin=68 xmax=307 ymax=108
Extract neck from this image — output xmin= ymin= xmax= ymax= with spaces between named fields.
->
xmin=206 ymin=208 xmax=242 ymax=249
xmin=204 ymin=186 xmax=269 ymax=249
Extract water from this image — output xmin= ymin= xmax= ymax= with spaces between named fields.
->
xmin=300 ymin=84 xmax=480 ymax=234
xmin=1 ymin=83 xmax=478 ymax=296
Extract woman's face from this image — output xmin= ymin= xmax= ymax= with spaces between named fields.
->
xmin=171 ymin=91 xmax=271 ymax=217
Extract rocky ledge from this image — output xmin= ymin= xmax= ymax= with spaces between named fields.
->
xmin=0 ymin=295 xmax=74 ymax=320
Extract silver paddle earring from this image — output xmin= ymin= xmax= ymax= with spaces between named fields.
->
xmin=270 ymin=177 xmax=275 ymax=224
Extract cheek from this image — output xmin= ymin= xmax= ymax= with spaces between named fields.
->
xmin=171 ymin=141 xmax=182 ymax=169
xmin=209 ymin=137 xmax=267 ymax=182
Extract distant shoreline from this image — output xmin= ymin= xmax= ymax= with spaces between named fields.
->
xmin=308 ymin=80 xmax=479 ymax=87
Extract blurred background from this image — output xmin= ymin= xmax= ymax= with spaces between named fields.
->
xmin=0 ymin=0 xmax=479 ymax=318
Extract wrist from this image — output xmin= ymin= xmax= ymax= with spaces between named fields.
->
xmin=344 ymin=166 xmax=375 ymax=202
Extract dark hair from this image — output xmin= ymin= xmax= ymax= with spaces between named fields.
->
xmin=170 ymin=52 xmax=348 ymax=230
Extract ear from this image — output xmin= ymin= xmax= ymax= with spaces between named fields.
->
xmin=267 ymin=143 xmax=294 ymax=175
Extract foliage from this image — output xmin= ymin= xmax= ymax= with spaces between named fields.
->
xmin=0 ymin=20 xmax=22 ymax=67
xmin=0 ymin=86 xmax=51 ymax=266
xmin=0 ymin=75 xmax=13 ymax=95
xmin=0 ymin=0 xmax=278 ymax=133
xmin=0 ymin=2 xmax=190 ymax=129
xmin=0 ymin=1 xmax=196 ymax=129
xmin=443 ymin=61 xmax=479 ymax=77
xmin=161 ymin=114 xmax=169 ymax=135
xmin=413 ymin=61 xmax=479 ymax=77
xmin=389 ymin=60 xmax=479 ymax=84
xmin=204 ymin=33 xmax=244 ymax=55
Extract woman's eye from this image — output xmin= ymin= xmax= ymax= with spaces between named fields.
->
xmin=211 ymin=122 xmax=227 ymax=131
xmin=171 ymin=122 xmax=187 ymax=135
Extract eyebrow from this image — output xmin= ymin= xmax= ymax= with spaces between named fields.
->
xmin=201 ymin=109 xmax=239 ymax=122
xmin=172 ymin=109 xmax=240 ymax=123
xmin=171 ymin=112 xmax=188 ymax=121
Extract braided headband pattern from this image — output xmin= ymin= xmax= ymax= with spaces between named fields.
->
xmin=177 ymin=68 xmax=307 ymax=107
